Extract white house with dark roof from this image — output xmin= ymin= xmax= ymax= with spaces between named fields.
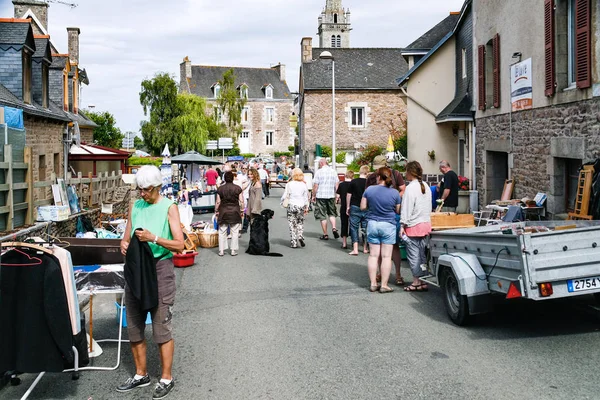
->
xmin=298 ymin=0 xmax=408 ymax=167
xmin=179 ymin=57 xmax=294 ymax=155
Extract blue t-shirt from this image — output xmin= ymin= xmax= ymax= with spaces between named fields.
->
xmin=363 ymin=185 xmax=401 ymax=225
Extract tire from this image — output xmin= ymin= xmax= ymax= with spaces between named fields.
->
xmin=593 ymin=292 xmax=600 ymax=305
xmin=441 ymin=268 xmax=471 ymax=326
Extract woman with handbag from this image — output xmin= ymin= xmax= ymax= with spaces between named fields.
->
xmin=281 ymin=168 xmax=310 ymax=248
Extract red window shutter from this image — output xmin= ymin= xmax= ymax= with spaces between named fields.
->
xmin=575 ymin=0 xmax=591 ymax=89
xmin=478 ymin=45 xmax=486 ymax=110
xmin=492 ymin=34 xmax=500 ymax=108
xmin=544 ymin=0 xmax=556 ymax=96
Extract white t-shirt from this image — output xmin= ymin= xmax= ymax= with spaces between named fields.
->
xmin=258 ymin=168 xmax=269 ymax=180
xmin=283 ymin=181 xmax=309 ymax=207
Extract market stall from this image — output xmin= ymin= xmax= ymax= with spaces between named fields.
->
xmin=170 ymin=151 xmax=221 ymax=214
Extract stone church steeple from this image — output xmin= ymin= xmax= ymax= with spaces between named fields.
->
xmin=318 ymin=0 xmax=351 ymax=48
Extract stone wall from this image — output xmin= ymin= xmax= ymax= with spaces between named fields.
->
xmin=13 ymin=3 xmax=48 ymax=34
xmin=301 ymin=90 xmax=406 ymax=163
xmin=206 ymin=99 xmax=294 ymax=155
xmin=475 ymin=98 xmax=600 ymax=216
xmin=24 ymin=116 xmax=66 ymax=202
xmin=80 ymin=126 xmax=94 ymax=144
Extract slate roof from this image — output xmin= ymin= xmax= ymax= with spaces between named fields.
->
xmin=33 ymin=37 xmax=51 ymax=61
xmin=396 ymin=31 xmax=453 ymax=86
xmin=436 ymin=94 xmax=473 ymax=122
xmin=403 ymin=13 xmax=460 ymax=52
xmin=0 ymin=20 xmax=34 ymax=49
xmin=50 ymin=55 xmax=67 ymax=69
xmin=186 ymin=66 xmax=292 ymax=100
xmin=302 ymin=48 xmax=407 ymax=90
xmin=0 ymin=83 xmax=70 ymax=122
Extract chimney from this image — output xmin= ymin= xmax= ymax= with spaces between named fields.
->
xmin=180 ymin=57 xmax=192 ymax=93
xmin=13 ymin=0 xmax=48 ymax=35
xmin=301 ymin=37 xmax=313 ymax=63
xmin=67 ymin=27 xmax=80 ymax=65
xmin=272 ymin=63 xmax=286 ymax=82
xmin=184 ymin=56 xmax=191 ymax=79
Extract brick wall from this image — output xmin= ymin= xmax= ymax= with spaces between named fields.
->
xmin=301 ymin=90 xmax=406 ymax=163
xmin=476 ymin=98 xmax=600 ymax=216
xmin=0 ymin=48 xmax=24 ymax=100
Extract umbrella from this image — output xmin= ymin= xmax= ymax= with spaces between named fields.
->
xmin=170 ymin=151 xmax=221 ymax=165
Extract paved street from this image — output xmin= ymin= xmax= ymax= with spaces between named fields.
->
xmin=4 ymin=189 xmax=600 ymax=400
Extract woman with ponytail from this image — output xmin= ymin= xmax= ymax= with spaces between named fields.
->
xmin=400 ymin=161 xmax=432 ymax=292
xmin=360 ymin=167 xmax=401 ymax=293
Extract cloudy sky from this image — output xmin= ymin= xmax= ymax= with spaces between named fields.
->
xmin=1 ymin=0 xmax=465 ymax=134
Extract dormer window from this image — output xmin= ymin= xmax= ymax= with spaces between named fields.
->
xmin=22 ymin=49 xmax=32 ymax=104
xmin=213 ymin=84 xmax=221 ymax=99
xmin=238 ymin=84 xmax=249 ymax=99
xmin=264 ymin=85 xmax=273 ymax=99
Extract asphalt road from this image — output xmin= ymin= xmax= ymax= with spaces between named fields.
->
xmin=4 ymin=189 xmax=600 ymax=399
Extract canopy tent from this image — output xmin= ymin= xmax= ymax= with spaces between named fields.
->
xmin=170 ymin=151 xmax=221 ymax=165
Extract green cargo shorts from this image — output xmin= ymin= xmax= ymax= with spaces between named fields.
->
xmin=314 ymin=198 xmax=338 ymax=220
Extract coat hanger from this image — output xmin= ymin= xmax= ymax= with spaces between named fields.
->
xmin=0 ymin=242 xmax=54 ymax=255
xmin=0 ymin=247 xmax=44 ymax=266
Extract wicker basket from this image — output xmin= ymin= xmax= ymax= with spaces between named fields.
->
xmin=198 ymin=231 xmax=219 ymax=248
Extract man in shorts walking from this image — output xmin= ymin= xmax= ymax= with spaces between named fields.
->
xmin=312 ymin=159 xmax=339 ymax=240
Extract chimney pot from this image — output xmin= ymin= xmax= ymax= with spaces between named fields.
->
xmin=301 ymin=37 xmax=313 ymax=63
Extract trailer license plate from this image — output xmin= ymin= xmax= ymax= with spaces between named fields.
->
xmin=567 ymin=277 xmax=600 ymax=292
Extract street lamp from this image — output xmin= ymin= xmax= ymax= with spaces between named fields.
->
xmin=319 ymin=51 xmax=336 ymax=169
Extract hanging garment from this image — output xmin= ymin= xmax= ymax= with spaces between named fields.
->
xmin=0 ymin=250 xmax=74 ymax=373
xmin=124 ymin=233 xmax=158 ymax=312
xmin=51 ymin=246 xmax=81 ymax=334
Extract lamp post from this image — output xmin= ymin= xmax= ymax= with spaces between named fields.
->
xmin=319 ymin=51 xmax=336 ymax=169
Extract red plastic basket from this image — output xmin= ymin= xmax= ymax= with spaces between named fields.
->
xmin=173 ymin=251 xmax=198 ymax=268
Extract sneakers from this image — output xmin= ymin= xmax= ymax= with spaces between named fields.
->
xmin=153 ymin=380 xmax=175 ymax=399
xmin=299 ymin=239 xmax=305 ymax=247
xmin=116 ymin=375 xmax=151 ymax=392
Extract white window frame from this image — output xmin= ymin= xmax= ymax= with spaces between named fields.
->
xmin=214 ymin=106 xmax=223 ymax=123
xmin=265 ymin=107 xmax=275 ymax=123
xmin=461 ymin=48 xmax=467 ymax=79
xmin=265 ymin=86 xmax=273 ymax=99
xmin=265 ymin=131 xmax=274 ymax=146
xmin=567 ymin=0 xmax=576 ymax=88
xmin=240 ymin=85 xmax=248 ymax=99
xmin=242 ymin=107 xmax=249 ymax=124
xmin=214 ymin=84 xmax=221 ymax=99
xmin=350 ymin=107 xmax=365 ymax=128
xmin=240 ymin=130 xmax=249 ymax=139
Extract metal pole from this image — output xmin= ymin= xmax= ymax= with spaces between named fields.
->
xmin=332 ymin=59 xmax=336 ymax=170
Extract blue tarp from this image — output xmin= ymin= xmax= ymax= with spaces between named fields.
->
xmin=3 ymin=106 xmax=24 ymax=130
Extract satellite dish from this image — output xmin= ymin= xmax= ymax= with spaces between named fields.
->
xmin=78 ymin=68 xmax=89 ymax=85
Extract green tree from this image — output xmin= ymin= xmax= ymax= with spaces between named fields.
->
xmin=216 ymin=69 xmax=247 ymax=137
xmin=139 ymin=73 xmax=180 ymax=155
xmin=86 ymin=110 xmax=124 ymax=149
xmin=170 ymin=93 xmax=215 ymax=153
xmin=133 ymin=136 xmax=144 ymax=149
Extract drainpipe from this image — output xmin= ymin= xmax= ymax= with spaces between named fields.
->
xmin=4 ymin=123 xmax=7 ymax=145
xmin=400 ymin=86 xmax=438 ymax=118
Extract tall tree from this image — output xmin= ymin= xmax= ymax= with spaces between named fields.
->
xmin=171 ymin=94 xmax=222 ymax=154
xmin=86 ymin=110 xmax=124 ymax=149
xmin=139 ymin=73 xmax=180 ymax=155
xmin=216 ymin=69 xmax=247 ymax=137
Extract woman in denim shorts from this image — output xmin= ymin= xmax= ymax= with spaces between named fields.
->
xmin=361 ymin=167 xmax=401 ymax=293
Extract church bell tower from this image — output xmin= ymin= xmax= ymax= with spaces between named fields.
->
xmin=318 ymin=0 xmax=352 ymax=48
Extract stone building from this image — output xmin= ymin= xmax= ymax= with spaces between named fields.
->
xmin=179 ymin=57 xmax=294 ymax=155
xmin=298 ymin=0 xmax=408 ymax=167
xmin=473 ymin=0 xmax=600 ymax=218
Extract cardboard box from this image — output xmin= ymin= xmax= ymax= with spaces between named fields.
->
xmin=37 ymin=205 xmax=70 ymax=221
xmin=431 ymin=212 xmax=475 ymax=231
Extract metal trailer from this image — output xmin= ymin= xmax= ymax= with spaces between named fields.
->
xmin=423 ymin=220 xmax=600 ymax=325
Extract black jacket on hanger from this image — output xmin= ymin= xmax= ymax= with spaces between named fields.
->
xmin=125 ymin=232 xmax=158 ymax=312
xmin=0 ymin=249 xmax=74 ymax=373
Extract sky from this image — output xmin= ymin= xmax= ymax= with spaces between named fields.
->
xmin=0 ymin=0 xmax=466 ymax=134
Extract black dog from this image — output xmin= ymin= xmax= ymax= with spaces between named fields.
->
xmin=246 ymin=209 xmax=283 ymax=257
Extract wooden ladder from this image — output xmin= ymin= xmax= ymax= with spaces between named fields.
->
xmin=568 ymin=165 xmax=594 ymax=220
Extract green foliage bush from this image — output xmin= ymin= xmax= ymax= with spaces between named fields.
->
xmin=336 ymin=151 xmax=346 ymax=164
xmin=288 ymin=146 xmax=295 ymax=152
xmin=347 ymin=160 xmax=361 ymax=172
xmin=240 ymin=153 xmax=255 ymax=159
xmin=320 ymin=145 xmax=332 ymax=158
xmin=127 ymin=156 xmax=162 ymax=167
xmin=274 ymin=151 xmax=293 ymax=158
xmin=356 ymin=145 xmax=384 ymax=166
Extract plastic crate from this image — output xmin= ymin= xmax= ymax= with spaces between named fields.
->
xmin=115 ymin=302 xmax=151 ymax=328
xmin=174 ymin=251 xmax=198 ymax=267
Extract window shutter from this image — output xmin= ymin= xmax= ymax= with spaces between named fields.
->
xmin=544 ymin=0 xmax=556 ymax=96
xmin=575 ymin=0 xmax=591 ymax=89
xmin=478 ymin=45 xmax=486 ymax=110
xmin=492 ymin=34 xmax=500 ymax=108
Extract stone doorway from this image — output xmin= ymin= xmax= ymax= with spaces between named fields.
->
xmin=485 ymin=151 xmax=508 ymax=204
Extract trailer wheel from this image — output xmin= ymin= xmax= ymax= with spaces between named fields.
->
xmin=594 ymin=293 xmax=600 ymax=305
xmin=441 ymin=269 xmax=471 ymax=326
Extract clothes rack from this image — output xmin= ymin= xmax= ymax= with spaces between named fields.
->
xmin=0 ymin=242 xmax=81 ymax=400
